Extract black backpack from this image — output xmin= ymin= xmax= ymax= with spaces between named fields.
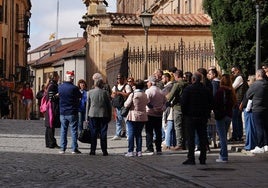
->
xmin=111 ymin=84 xmax=126 ymax=108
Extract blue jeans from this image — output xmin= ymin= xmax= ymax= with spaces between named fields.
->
xmin=127 ymin=120 xmax=144 ymax=152
xmin=60 ymin=114 xmax=79 ymax=152
xmin=231 ymin=106 xmax=243 ymax=140
xmin=244 ymin=110 xmax=257 ymax=150
xmin=115 ymin=108 xmax=125 ymax=136
xmin=78 ymin=111 xmax=86 ymax=133
xmin=89 ymin=117 xmax=109 ymax=154
xmin=165 ymin=120 xmax=176 ymax=147
xmin=216 ymin=116 xmax=231 ymax=161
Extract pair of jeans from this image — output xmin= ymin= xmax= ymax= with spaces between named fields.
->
xmin=231 ymin=106 xmax=243 ymax=140
xmin=89 ymin=117 xmax=109 ymax=154
xmin=165 ymin=120 xmax=176 ymax=147
xmin=126 ymin=120 xmax=144 ymax=152
xmin=244 ymin=110 xmax=257 ymax=150
xmin=60 ymin=114 xmax=79 ymax=152
xmin=216 ymin=116 xmax=231 ymax=161
xmin=115 ymin=108 xmax=125 ymax=136
xmin=184 ymin=116 xmax=207 ymax=162
xmin=145 ymin=116 xmax=162 ymax=152
xmin=78 ymin=111 xmax=86 ymax=133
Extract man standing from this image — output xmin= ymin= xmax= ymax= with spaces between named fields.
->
xmin=181 ymin=72 xmax=212 ymax=165
xmin=145 ymin=75 xmax=167 ymax=154
xmin=58 ymin=71 xmax=82 ymax=154
xmin=230 ymin=64 xmax=248 ymax=142
xmin=111 ymin=74 xmax=132 ymax=140
xmin=247 ymin=69 xmax=268 ymax=153
xmin=167 ymin=70 xmax=188 ymax=150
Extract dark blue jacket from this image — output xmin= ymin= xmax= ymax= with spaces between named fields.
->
xmin=59 ymin=82 xmax=82 ymax=115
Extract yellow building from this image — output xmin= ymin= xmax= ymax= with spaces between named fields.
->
xmin=0 ymin=0 xmax=31 ymax=119
xmin=80 ymin=0 xmax=214 ymax=87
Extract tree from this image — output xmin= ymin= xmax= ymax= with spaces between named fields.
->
xmin=203 ymin=0 xmax=268 ymax=75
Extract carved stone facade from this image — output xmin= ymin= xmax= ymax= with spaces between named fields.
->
xmin=80 ymin=0 xmax=212 ymax=87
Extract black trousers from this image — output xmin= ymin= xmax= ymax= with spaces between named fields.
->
xmin=185 ymin=116 xmax=207 ymax=162
xmin=45 ymin=127 xmax=57 ymax=148
xmin=145 ymin=115 xmax=162 ymax=152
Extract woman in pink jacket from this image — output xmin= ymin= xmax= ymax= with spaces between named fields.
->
xmin=124 ymin=79 xmax=149 ymax=157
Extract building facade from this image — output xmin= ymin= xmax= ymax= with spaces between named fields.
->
xmin=28 ymin=37 xmax=87 ymax=119
xmin=0 ymin=0 xmax=31 ymax=119
xmin=80 ymin=0 xmax=213 ymax=87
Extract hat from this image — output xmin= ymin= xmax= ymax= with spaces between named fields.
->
xmin=65 ymin=71 xmax=74 ymax=81
xmin=145 ymin=75 xmax=156 ymax=83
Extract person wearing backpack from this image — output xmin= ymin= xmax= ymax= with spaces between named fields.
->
xmin=111 ymin=74 xmax=133 ymax=140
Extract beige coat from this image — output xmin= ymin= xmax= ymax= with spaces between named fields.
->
xmin=124 ymin=90 xmax=149 ymax=122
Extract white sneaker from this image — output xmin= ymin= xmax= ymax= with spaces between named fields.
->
xmin=59 ymin=150 xmax=65 ymax=154
xmin=137 ymin=151 xmax=142 ymax=157
xmin=216 ymin=158 xmax=228 ymax=163
xmin=250 ymin=146 xmax=265 ymax=154
xmin=125 ymin=152 xmax=134 ymax=157
xmin=111 ymin=135 xmax=121 ymax=140
xmin=264 ymin=145 xmax=268 ymax=152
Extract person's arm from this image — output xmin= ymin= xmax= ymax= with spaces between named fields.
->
xmin=232 ymin=76 xmax=243 ymax=89
xmin=85 ymin=91 xmax=90 ymax=121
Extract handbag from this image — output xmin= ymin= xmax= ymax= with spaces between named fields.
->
xmin=78 ymin=128 xmax=91 ymax=143
xmin=120 ymin=92 xmax=134 ymax=117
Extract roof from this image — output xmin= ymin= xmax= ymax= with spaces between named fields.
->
xmin=28 ymin=40 xmax=61 ymax=53
xmin=30 ymin=38 xmax=86 ymax=68
xmin=109 ymin=13 xmax=212 ymax=26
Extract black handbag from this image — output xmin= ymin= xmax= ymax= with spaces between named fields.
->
xmin=78 ymin=128 xmax=91 ymax=143
xmin=120 ymin=92 xmax=134 ymax=117
xmin=121 ymin=106 xmax=131 ymax=117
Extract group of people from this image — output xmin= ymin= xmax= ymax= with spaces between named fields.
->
xmin=42 ymin=71 xmax=111 ymax=156
xmin=14 ymin=62 xmax=268 ymax=162
xmin=111 ymin=64 xmax=268 ymax=165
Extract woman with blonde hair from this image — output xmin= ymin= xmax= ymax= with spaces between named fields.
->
xmin=213 ymin=74 xmax=236 ymax=163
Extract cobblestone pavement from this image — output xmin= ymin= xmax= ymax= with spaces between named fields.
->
xmin=1 ymin=119 xmax=268 ymax=187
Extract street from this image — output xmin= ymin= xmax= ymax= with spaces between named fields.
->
xmin=0 ymin=119 xmax=268 ymax=187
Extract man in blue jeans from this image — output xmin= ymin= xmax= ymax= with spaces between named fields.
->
xmin=58 ymin=71 xmax=82 ymax=154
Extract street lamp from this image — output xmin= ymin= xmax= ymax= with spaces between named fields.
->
xmin=253 ymin=0 xmax=264 ymax=72
xmin=140 ymin=11 xmax=153 ymax=79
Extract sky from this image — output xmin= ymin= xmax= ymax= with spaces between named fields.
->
xmin=29 ymin=0 xmax=116 ymax=50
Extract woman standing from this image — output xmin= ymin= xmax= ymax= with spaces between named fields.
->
xmin=77 ymin=79 xmax=88 ymax=133
xmin=124 ymin=79 xmax=149 ymax=157
xmin=213 ymin=74 xmax=236 ymax=162
xmin=21 ymin=82 xmax=34 ymax=120
xmin=45 ymin=72 xmax=60 ymax=149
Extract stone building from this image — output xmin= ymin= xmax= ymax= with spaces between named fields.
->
xmin=0 ymin=0 xmax=31 ymax=119
xmin=80 ymin=0 xmax=213 ymax=87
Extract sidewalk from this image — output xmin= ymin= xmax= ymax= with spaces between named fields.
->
xmin=0 ymin=119 xmax=268 ymax=187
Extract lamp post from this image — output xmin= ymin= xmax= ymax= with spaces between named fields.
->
xmin=253 ymin=0 xmax=263 ymax=72
xmin=140 ymin=11 xmax=153 ymax=79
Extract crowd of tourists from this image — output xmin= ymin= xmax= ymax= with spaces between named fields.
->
xmin=4 ymin=63 xmax=267 ymax=165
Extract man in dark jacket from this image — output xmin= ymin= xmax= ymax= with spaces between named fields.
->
xmin=181 ymin=72 xmax=213 ymax=165
xmin=58 ymin=71 xmax=82 ymax=154
xmin=247 ymin=69 xmax=268 ymax=154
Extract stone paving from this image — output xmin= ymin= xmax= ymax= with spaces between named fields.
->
xmin=0 ymin=119 xmax=268 ymax=187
